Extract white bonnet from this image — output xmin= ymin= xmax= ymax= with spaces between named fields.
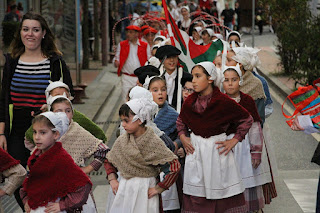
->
xmin=126 ymin=98 xmax=158 ymax=123
xmin=194 ymin=27 xmax=202 ymax=33
xmin=45 ymin=78 xmax=72 ymax=101
xmin=180 ymin=5 xmax=190 ymax=12
xmin=129 ymin=86 xmax=154 ymax=101
xmin=40 ymin=111 xmax=70 ymax=139
xmin=223 ymin=63 xmax=242 ymax=78
xmin=226 ymin=31 xmax=242 ymax=41
xmin=232 ymin=46 xmax=261 ymax=71
xmin=170 ymin=0 xmax=177 ymax=7
xmin=47 ymin=94 xmax=73 ymax=112
xmin=201 ymin=28 xmax=214 ymax=37
xmin=193 ymin=61 xmax=222 ymax=87
xmin=153 ymin=35 xmax=166 ymax=42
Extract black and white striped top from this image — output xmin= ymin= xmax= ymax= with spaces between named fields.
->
xmin=10 ymin=59 xmax=50 ymax=109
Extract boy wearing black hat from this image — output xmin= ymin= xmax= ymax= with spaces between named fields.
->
xmin=113 ymin=25 xmax=151 ymax=100
xmin=155 ymin=45 xmax=189 ymax=112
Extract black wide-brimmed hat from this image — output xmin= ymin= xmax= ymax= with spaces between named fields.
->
xmin=134 ymin=65 xmax=160 ymax=85
xmin=155 ymin=45 xmax=181 ymax=60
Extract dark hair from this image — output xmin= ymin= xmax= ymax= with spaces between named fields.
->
xmin=119 ymin=104 xmax=135 ymax=118
xmin=148 ymin=76 xmax=166 ymax=90
xmin=32 ymin=115 xmax=55 ymax=129
xmin=224 ymin=68 xmax=241 ymax=77
xmin=10 ymin=12 xmax=62 ymax=59
xmin=119 ymin=104 xmax=146 ymax=126
xmin=50 ymin=98 xmax=72 ymax=112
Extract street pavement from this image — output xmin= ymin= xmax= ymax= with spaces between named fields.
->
xmin=3 ymin=27 xmax=320 ymax=213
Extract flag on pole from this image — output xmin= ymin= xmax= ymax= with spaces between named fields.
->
xmin=162 ymin=0 xmax=225 ymax=72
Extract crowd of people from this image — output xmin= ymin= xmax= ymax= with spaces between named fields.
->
xmin=0 ymin=1 xmax=316 ymax=213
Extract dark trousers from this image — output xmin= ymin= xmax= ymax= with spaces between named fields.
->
xmin=7 ymin=108 xmax=33 ymax=211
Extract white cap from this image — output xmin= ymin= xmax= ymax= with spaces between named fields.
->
xmin=232 ymin=46 xmax=261 ymax=71
xmin=226 ymin=31 xmax=242 ymax=41
xmin=201 ymin=28 xmax=214 ymax=37
xmin=129 ymin=86 xmax=153 ymax=101
xmin=126 ymin=98 xmax=158 ymax=123
xmin=193 ymin=27 xmax=202 ymax=33
xmin=47 ymin=94 xmax=73 ymax=112
xmin=153 ymin=35 xmax=166 ymax=42
xmin=41 ymin=111 xmax=69 ymax=139
xmin=45 ymin=78 xmax=73 ymax=101
xmin=193 ymin=61 xmax=222 ymax=87
xmin=180 ymin=6 xmax=190 ymax=12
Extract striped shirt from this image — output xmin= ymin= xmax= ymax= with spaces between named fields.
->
xmin=10 ymin=59 xmax=50 ymax=109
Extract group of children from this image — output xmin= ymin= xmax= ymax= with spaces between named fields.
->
xmin=104 ymin=25 xmax=277 ymax=213
xmin=0 ymin=23 xmax=278 ymax=212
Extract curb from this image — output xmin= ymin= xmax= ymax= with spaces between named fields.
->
xmin=257 ymin=68 xmax=292 ymax=98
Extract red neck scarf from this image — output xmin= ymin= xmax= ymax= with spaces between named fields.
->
xmin=23 ymin=142 xmax=91 ymax=210
xmin=179 ymin=86 xmax=250 ymax=138
xmin=0 ymin=149 xmax=20 ymax=172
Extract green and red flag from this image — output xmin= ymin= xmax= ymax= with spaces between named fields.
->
xmin=162 ymin=0 xmax=226 ymax=72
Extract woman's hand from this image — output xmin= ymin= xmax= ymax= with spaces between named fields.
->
xmin=251 ymin=159 xmax=261 ymax=169
xmin=148 ymin=185 xmax=164 ymax=199
xmin=45 ymin=202 xmax=60 ymax=213
xmin=291 ymin=115 xmax=304 ymax=131
xmin=180 ymin=134 xmax=194 ymax=155
xmin=216 ymin=138 xmax=239 ymax=155
xmin=0 ymin=135 xmax=7 ymax=151
xmin=110 ymin=179 xmax=119 ymax=195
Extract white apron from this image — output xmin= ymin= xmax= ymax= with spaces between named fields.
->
xmin=30 ymin=194 xmax=95 ymax=213
xmin=183 ymin=133 xmax=245 ymax=199
xmin=233 ymin=135 xmax=272 ymax=188
xmin=30 ymin=199 xmax=66 ymax=213
xmin=110 ymin=176 xmax=159 ymax=213
xmin=160 ymin=172 xmax=180 ymax=211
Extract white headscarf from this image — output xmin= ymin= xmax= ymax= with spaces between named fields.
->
xmin=180 ymin=5 xmax=190 ymax=12
xmin=226 ymin=31 xmax=242 ymax=41
xmin=194 ymin=27 xmax=202 ymax=33
xmin=45 ymin=78 xmax=73 ymax=101
xmin=194 ymin=61 xmax=222 ymax=87
xmin=129 ymin=86 xmax=154 ymax=101
xmin=47 ymin=94 xmax=73 ymax=112
xmin=126 ymin=98 xmax=158 ymax=123
xmin=201 ymin=28 xmax=214 ymax=37
xmin=223 ymin=63 xmax=243 ymax=85
xmin=232 ymin=46 xmax=261 ymax=71
xmin=41 ymin=111 xmax=70 ymax=139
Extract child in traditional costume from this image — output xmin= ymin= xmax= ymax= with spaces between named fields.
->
xmin=105 ymin=98 xmax=180 ymax=213
xmin=226 ymin=46 xmax=278 ymax=204
xmin=25 ymin=80 xmax=107 ymax=146
xmin=177 ymin=61 xmax=253 ymax=212
xmin=223 ymin=64 xmax=272 ymax=211
xmin=20 ymin=112 xmax=92 ymax=213
xmin=0 ymin=149 xmax=26 ymax=213
xmin=26 ymin=95 xmax=108 ymax=212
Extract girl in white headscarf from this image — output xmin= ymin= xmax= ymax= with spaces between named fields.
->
xmin=226 ymin=46 xmax=278 ymax=205
xmin=177 ymin=6 xmax=192 ymax=35
xmin=177 ymin=61 xmax=253 ymax=212
xmin=105 ymin=98 xmax=181 ymax=213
